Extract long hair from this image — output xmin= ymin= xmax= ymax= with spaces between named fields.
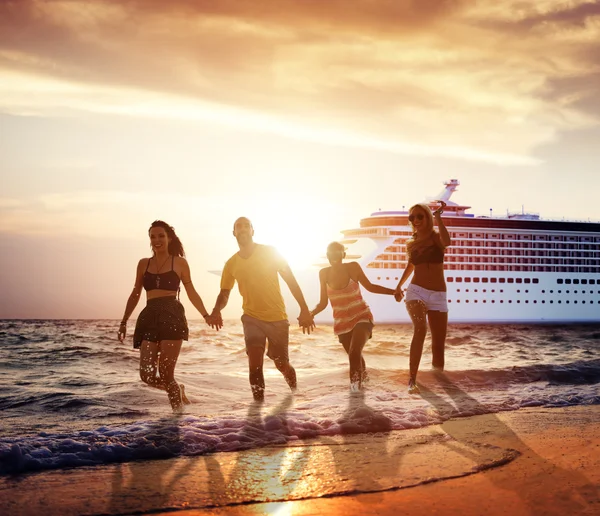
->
xmin=149 ymin=220 xmax=185 ymax=257
xmin=406 ymin=203 xmax=441 ymax=255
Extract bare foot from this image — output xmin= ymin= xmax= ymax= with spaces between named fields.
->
xmin=180 ymin=384 xmax=191 ymax=405
xmin=408 ymin=378 xmax=420 ymax=395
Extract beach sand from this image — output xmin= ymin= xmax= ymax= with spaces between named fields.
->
xmin=1 ymin=406 xmax=599 ymax=516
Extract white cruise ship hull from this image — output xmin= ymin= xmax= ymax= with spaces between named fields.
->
xmin=286 ymin=179 xmax=600 ymax=324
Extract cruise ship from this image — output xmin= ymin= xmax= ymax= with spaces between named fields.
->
xmin=309 ymin=179 xmax=600 ymax=324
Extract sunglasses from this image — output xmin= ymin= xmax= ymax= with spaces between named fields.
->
xmin=408 ymin=213 xmax=425 ymax=222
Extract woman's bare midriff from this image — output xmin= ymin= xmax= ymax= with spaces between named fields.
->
xmin=147 ymin=291 xmax=178 ymax=301
xmin=411 ymin=263 xmax=446 ymax=292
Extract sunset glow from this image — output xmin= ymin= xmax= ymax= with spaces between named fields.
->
xmin=1 ymin=0 xmax=600 ymax=318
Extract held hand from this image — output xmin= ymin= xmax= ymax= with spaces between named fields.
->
xmin=206 ymin=311 xmax=224 ymax=331
xmin=394 ymin=288 xmax=405 ymax=302
xmin=433 ymin=200 xmax=447 ymax=217
xmin=298 ymin=310 xmax=315 ymax=335
xmin=118 ymin=322 xmax=127 ymax=342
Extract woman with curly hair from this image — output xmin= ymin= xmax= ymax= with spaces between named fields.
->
xmin=118 ymin=220 xmax=216 ymax=411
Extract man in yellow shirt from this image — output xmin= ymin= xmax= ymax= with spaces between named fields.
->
xmin=209 ymin=217 xmax=315 ymax=401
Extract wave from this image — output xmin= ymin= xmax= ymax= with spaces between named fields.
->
xmin=1 ymin=360 xmax=598 ymax=476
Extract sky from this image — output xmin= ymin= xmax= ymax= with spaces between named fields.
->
xmin=1 ymin=0 xmax=600 ymax=319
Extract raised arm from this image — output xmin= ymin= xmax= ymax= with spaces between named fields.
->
xmin=352 ymin=262 xmax=395 ymax=295
xmin=434 ymin=201 xmax=451 ymax=247
xmin=179 ymin=257 xmax=216 ymax=328
xmin=118 ymin=259 xmax=146 ymax=342
xmin=310 ymin=268 xmax=330 ymax=318
xmin=279 ymin=265 xmax=315 ymax=334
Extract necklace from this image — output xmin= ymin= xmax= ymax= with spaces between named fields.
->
xmin=153 ymin=255 xmax=171 ymax=289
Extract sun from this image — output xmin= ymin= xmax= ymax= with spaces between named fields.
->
xmin=248 ymin=198 xmax=340 ymax=271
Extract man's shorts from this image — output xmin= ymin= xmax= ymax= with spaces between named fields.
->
xmin=241 ymin=314 xmax=290 ymax=362
xmin=405 ymin=284 xmax=448 ymax=312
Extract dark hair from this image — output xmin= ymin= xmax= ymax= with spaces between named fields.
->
xmin=149 ymin=220 xmax=185 ymax=257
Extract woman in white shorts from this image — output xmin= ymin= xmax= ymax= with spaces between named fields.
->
xmin=394 ymin=201 xmax=451 ymax=394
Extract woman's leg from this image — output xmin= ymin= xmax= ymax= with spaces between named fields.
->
xmin=347 ymin=324 xmax=372 ymax=391
xmin=139 ymin=340 xmax=163 ymax=387
xmin=406 ymin=300 xmax=429 ymax=390
xmin=158 ymin=339 xmax=184 ymax=410
xmin=428 ymin=310 xmax=448 ymax=371
xmin=340 ymin=337 xmax=368 ymax=381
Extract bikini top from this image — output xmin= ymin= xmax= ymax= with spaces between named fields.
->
xmin=143 ymin=256 xmax=181 ymax=291
xmin=408 ymin=243 xmax=445 ymax=265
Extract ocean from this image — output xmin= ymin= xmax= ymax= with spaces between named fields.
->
xmin=1 ymin=319 xmax=599 ymax=476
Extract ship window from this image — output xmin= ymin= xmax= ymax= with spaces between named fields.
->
xmin=534 ymin=300 xmax=537 ymax=303
xmin=526 ymin=300 xmax=529 ymax=303
xmin=565 ymin=279 xmax=572 ymax=284
xmin=542 ymin=300 xmax=545 ymax=303
xmin=517 ymin=300 xmax=520 ymax=303
xmin=566 ymin=300 xmax=569 ymax=303
xmin=582 ymin=279 xmax=588 ymax=284
xmin=557 ymin=279 xmax=564 ymax=284
xmin=550 ymin=300 xmax=554 ymax=303
xmin=574 ymin=300 xmax=577 ymax=303
xmin=447 ymin=277 xmax=454 ymax=282
xmin=466 ymin=300 xmax=469 ymax=303
xmin=473 ymin=278 xmax=480 ymax=283
xmin=492 ymin=300 xmax=495 ymax=303
xmin=573 ymin=279 xmax=580 ymax=284
xmin=533 ymin=278 xmax=539 ymax=284
xmin=491 ymin=278 xmax=497 ymax=283
xmin=524 ymin=278 xmax=531 ymax=284
xmin=465 ymin=278 xmax=471 ymax=283
xmin=590 ymin=280 xmax=596 ymax=285
xmin=499 ymin=278 xmax=505 ymax=283
xmin=558 ymin=300 xmax=561 ymax=303
xmin=509 ymin=300 xmax=512 ymax=303
xmin=482 ymin=278 xmax=489 ymax=283
xmin=456 ymin=277 xmax=463 ymax=282
xmin=517 ymin=289 xmax=520 ymax=293
xmin=583 ymin=300 xmax=586 ymax=304
xmin=483 ymin=300 xmax=486 ymax=303
xmin=516 ymin=278 xmax=523 ymax=284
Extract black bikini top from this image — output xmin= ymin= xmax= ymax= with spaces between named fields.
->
xmin=143 ymin=256 xmax=181 ymax=291
xmin=408 ymin=242 xmax=445 ymax=265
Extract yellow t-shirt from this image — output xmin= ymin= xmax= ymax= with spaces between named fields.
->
xmin=220 ymin=244 xmax=288 ymax=322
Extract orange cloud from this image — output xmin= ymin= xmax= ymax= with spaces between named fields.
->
xmin=1 ymin=0 xmax=599 ymax=163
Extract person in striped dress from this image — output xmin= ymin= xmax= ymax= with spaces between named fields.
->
xmin=310 ymin=242 xmax=396 ymax=391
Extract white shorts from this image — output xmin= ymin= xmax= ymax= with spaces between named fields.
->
xmin=405 ymin=284 xmax=448 ymax=312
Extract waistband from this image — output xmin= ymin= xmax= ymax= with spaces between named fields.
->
xmin=408 ymin=284 xmax=446 ymax=295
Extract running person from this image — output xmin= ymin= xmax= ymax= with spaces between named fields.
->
xmin=208 ymin=217 xmax=314 ymax=401
xmin=117 ymin=220 xmax=216 ymax=411
xmin=310 ymin=241 xmax=396 ymax=391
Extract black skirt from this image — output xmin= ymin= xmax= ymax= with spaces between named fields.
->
xmin=133 ymin=296 xmax=189 ymax=349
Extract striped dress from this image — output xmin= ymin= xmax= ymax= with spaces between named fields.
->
xmin=327 ymin=279 xmax=373 ymax=336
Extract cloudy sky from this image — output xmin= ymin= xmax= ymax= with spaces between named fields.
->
xmin=1 ymin=0 xmax=600 ymax=319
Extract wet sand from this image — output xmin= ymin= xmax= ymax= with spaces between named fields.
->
xmin=1 ymin=406 xmax=599 ymax=516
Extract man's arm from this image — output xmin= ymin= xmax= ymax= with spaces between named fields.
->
xmin=207 ymin=288 xmax=231 ymax=330
xmin=279 ymin=265 xmax=315 ymax=334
